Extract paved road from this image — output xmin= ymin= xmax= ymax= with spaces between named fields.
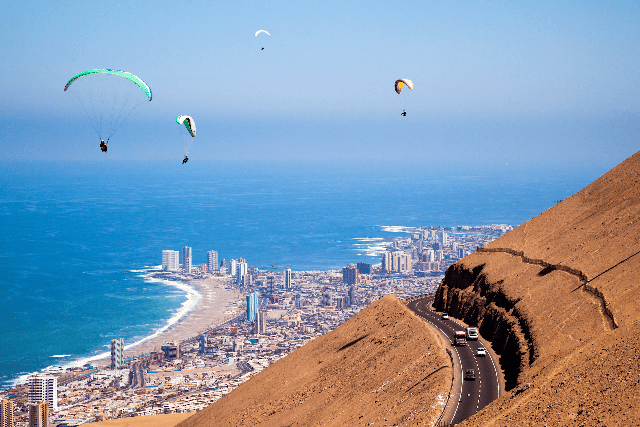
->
xmin=406 ymin=295 xmax=501 ymax=425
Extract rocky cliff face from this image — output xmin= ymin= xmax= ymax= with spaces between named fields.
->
xmin=436 ymin=152 xmax=640 ymax=425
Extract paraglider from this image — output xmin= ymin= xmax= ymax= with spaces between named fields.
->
xmin=394 ymin=79 xmax=413 ymax=94
xmin=176 ymin=115 xmax=196 ymax=164
xmin=255 ymin=30 xmax=270 ymax=50
xmin=64 ymin=69 xmax=152 ymax=151
xmin=395 ymin=79 xmax=413 ymax=115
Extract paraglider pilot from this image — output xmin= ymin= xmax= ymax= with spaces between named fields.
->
xmin=182 ymin=156 xmax=189 ymax=164
xmin=401 ymin=110 xmax=407 ymax=116
xmin=100 ymin=140 xmax=108 ymax=152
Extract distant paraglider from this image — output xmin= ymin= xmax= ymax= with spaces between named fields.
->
xmin=395 ymin=79 xmax=413 ymax=116
xmin=255 ymin=30 xmax=270 ymax=50
xmin=176 ymin=115 xmax=196 ymax=164
xmin=394 ymin=79 xmax=413 ymax=94
xmin=64 ymin=69 xmax=152 ymax=151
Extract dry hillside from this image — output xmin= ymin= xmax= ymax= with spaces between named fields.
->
xmin=176 ymin=295 xmax=451 ymax=427
xmin=435 ymin=152 xmax=640 ymax=426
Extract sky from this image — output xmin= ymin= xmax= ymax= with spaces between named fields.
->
xmin=1 ymin=0 xmax=639 ymax=167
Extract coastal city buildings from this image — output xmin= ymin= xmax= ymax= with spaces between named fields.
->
xmin=182 ymin=247 xmax=192 ymax=274
xmin=0 ymin=224 xmax=512 ymax=424
xmin=0 ymin=399 xmax=14 ymax=427
xmin=342 ymin=264 xmax=359 ymax=284
xmin=246 ymin=292 xmax=259 ymax=322
xmin=162 ymin=250 xmax=179 ymax=271
xmin=28 ymin=401 xmax=47 ymax=427
xmin=28 ymin=376 xmax=57 ymax=412
xmin=111 ymin=338 xmax=125 ymax=370
xmin=207 ymin=251 xmax=218 ymax=273
xmin=284 ymin=268 xmax=292 ymax=290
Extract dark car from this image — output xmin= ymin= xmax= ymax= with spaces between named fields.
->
xmin=465 ymin=369 xmax=475 ymax=380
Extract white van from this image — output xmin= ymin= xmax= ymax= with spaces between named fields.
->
xmin=466 ymin=327 xmax=479 ymax=340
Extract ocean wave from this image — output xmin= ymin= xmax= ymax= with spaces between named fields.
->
xmin=380 ymin=225 xmax=413 ymax=233
xmin=50 ymin=354 xmax=71 ymax=358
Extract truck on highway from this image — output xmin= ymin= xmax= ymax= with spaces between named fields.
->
xmin=466 ymin=327 xmax=479 ymax=340
xmin=454 ymin=331 xmax=467 ymax=346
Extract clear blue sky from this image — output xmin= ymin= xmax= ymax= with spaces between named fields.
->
xmin=1 ymin=0 xmax=639 ymax=167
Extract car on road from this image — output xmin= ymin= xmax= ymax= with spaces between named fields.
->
xmin=441 ymin=312 xmax=449 ymax=320
xmin=476 ymin=347 xmax=486 ymax=357
xmin=465 ymin=369 xmax=475 ymax=380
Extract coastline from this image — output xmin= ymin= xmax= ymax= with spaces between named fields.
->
xmin=112 ymin=272 xmax=244 ymax=365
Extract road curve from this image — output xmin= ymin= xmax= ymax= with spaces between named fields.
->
xmin=406 ymin=295 xmax=502 ymax=425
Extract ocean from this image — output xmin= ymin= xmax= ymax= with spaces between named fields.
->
xmin=0 ymin=159 xmax=608 ymax=390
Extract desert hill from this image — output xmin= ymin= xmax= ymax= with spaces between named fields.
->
xmin=175 ymin=295 xmax=451 ymax=427
xmin=435 ymin=152 xmax=640 ymax=425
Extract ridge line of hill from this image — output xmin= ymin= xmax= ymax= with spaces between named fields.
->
xmin=476 ymin=246 xmax=618 ymax=329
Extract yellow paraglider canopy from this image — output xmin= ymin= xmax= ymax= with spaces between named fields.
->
xmin=395 ymin=79 xmax=413 ymax=94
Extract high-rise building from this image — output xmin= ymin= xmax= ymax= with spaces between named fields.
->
xmin=381 ymin=252 xmax=392 ymax=273
xmin=284 ymin=268 xmax=292 ymax=290
xmin=228 ymin=259 xmax=237 ymax=277
xmin=356 ymin=262 xmax=371 ymax=275
xmin=236 ymin=261 xmax=248 ymax=285
xmin=348 ymin=286 xmax=356 ymax=306
xmin=28 ymin=376 xmax=57 ymax=412
xmin=256 ymin=310 xmax=267 ymax=334
xmin=28 ymin=401 xmax=47 ymax=427
xmin=207 ymin=251 xmax=218 ymax=273
xmin=266 ymin=275 xmax=275 ymax=295
xmin=425 ymin=249 xmax=435 ymax=262
xmin=162 ymin=250 xmax=179 ymax=271
xmin=182 ymin=246 xmax=192 ymax=273
xmin=342 ymin=264 xmax=360 ymax=284
xmin=243 ymin=274 xmax=253 ymax=288
xmin=246 ymin=292 xmax=259 ymax=322
xmin=440 ymin=231 xmax=448 ymax=246
xmin=0 ymin=399 xmax=14 ymax=427
xmin=111 ymin=338 xmax=124 ymax=370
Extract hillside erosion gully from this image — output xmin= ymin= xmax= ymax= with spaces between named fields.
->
xmin=433 ymin=247 xmax=618 ymax=391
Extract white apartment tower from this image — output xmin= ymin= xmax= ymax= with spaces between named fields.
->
xmin=111 ymin=338 xmax=124 ymax=370
xmin=207 ymin=251 xmax=218 ymax=273
xmin=182 ymin=246 xmax=192 ymax=273
xmin=28 ymin=375 xmax=57 ymax=412
xmin=284 ymin=268 xmax=292 ymax=290
xmin=228 ymin=259 xmax=237 ymax=277
xmin=440 ymin=231 xmax=448 ymax=246
xmin=235 ymin=261 xmax=248 ymax=284
xmin=162 ymin=250 xmax=179 ymax=271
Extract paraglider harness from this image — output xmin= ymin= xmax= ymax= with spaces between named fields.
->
xmin=401 ymin=110 xmax=407 ymax=116
xmin=182 ymin=156 xmax=189 ymax=164
xmin=100 ymin=139 xmax=108 ymax=152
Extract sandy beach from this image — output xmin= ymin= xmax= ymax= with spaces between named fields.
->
xmin=95 ymin=275 xmax=244 ymax=367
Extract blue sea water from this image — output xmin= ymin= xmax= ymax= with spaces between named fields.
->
xmin=0 ymin=159 xmax=609 ymax=390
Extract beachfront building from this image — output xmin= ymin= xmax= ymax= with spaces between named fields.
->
xmin=228 ymin=259 xmax=237 ymax=277
xmin=356 ymin=262 xmax=371 ymax=274
xmin=246 ymin=292 xmax=259 ymax=322
xmin=284 ymin=268 xmax=292 ymax=290
xmin=28 ymin=401 xmax=48 ymax=427
xmin=0 ymin=399 xmax=14 ymax=427
xmin=182 ymin=246 xmax=192 ymax=274
xmin=236 ymin=261 xmax=247 ymax=285
xmin=162 ymin=250 xmax=179 ymax=271
xmin=28 ymin=375 xmax=57 ymax=411
xmin=207 ymin=251 xmax=218 ymax=273
xmin=111 ymin=338 xmax=124 ymax=370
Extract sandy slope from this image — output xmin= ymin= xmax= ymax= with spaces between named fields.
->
xmin=441 ymin=151 xmax=640 ymax=426
xmin=176 ymin=295 xmax=451 ymax=427
xmin=89 ymin=412 xmax=192 ymax=427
